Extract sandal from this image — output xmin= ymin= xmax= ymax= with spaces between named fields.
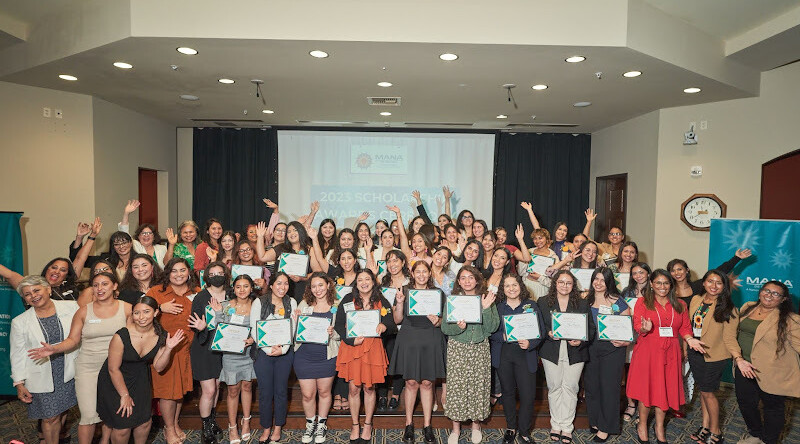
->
xmin=690 ymin=427 xmax=710 ymax=443
xmin=350 ymin=423 xmax=361 ymax=444
xmin=341 ymin=399 xmax=350 ymax=412
xmin=361 ymin=422 xmax=374 ymax=443
xmin=333 ymin=396 xmax=342 ymax=411
xmin=229 ymin=424 xmax=241 ymax=444
xmin=623 ymin=403 xmax=637 ymax=422
xmin=561 ymin=434 xmax=573 ymax=444
xmin=550 ymin=431 xmax=561 ymax=442
xmin=708 ymin=432 xmax=724 ymax=444
xmin=241 ymin=416 xmax=252 ymax=441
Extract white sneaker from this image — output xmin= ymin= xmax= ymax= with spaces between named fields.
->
xmin=302 ymin=420 xmax=316 ymax=444
xmin=314 ymin=422 xmax=328 ymax=443
xmin=737 ymin=435 xmax=764 ymax=444
xmin=448 ymin=432 xmax=459 ymax=444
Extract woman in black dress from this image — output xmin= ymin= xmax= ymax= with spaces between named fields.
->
xmin=187 ymin=261 xmax=230 ymax=444
xmin=96 ymin=296 xmax=184 ymax=444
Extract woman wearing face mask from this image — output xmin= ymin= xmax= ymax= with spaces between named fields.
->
xmin=194 ymin=218 xmax=224 ymax=272
xmin=441 ymin=266 xmax=499 ymax=444
xmin=28 ymin=272 xmax=131 ymax=444
xmin=95 ymin=296 xmax=184 ymax=444
xmin=118 ymin=254 xmax=163 ymax=305
xmin=294 ymin=273 xmax=340 ymax=444
xmin=164 ymin=220 xmax=200 ymax=269
xmin=250 ymin=273 xmax=297 ymax=443
xmin=519 ymin=227 xmax=557 ymax=300
xmin=118 ymin=199 xmax=168 ymax=267
xmin=147 ymin=258 xmax=200 ymax=444
xmin=390 ymin=261 xmax=446 ymax=444
xmin=187 ymin=262 xmax=230 ymax=444
xmin=334 ymin=270 xmax=397 ymax=444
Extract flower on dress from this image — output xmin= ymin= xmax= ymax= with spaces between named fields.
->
xmin=337 ymin=277 xmax=345 ymax=285
xmin=380 ymin=307 xmax=388 ymax=316
xmin=278 ymin=308 xmax=285 ymax=316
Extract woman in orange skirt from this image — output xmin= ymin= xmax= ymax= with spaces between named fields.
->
xmin=147 ymin=257 xmax=200 ymax=444
xmin=334 ymin=269 xmax=397 ymax=444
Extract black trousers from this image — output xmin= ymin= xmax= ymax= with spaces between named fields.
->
xmin=734 ymin=367 xmax=786 ymax=444
xmin=498 ymin=344 xmax=537 ymax=434
xmin=584 ymin=344 xmax=626 ymax=434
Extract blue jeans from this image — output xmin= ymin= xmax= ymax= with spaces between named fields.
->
xmin=254 ymin=349 xmax=294 ymax=429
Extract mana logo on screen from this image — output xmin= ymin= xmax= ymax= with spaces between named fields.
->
xmin=355 ymin=153 xmax=372 ymax=169
xmin=350 ymin=145 xmax=408 ymax=174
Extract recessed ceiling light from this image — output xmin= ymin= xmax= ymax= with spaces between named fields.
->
xmin=573 ymin=101 xmax=592 ymax=107
xmin=58 ymin=74 xmax=78 ymax=81
xmin=531 ymin=84 xmax=548 ymax=90
xmin=309 ymin=50 xmax=329 ymax=58
xmin=439 ymin=53 xmax=458 ymax=61
xmin=113 ymin=62 xmax=132 ymax=69
xmin=377 ymin=82 xmax=393 ymax=87
xmin=262 ymin=109 xmax=274 ymax=114
xmin=176 ymin=47 xmax=198 ymax=55
xmin=380 ymin=112 xmax=392 ymax=116
xmin=180 ymin=94 xmax=199 ymax=101
xmin=218 ymin=78 xmax=235 ymax=84
xmin=496 ymin=114 xmax=508 ymax=119
xmin=623 ymin=70 xmax=642 ymax=78
xmin=684 ymin=87 xmax=702 ymax=94
xmin=565 ymin=56 xmax=586 ymax=63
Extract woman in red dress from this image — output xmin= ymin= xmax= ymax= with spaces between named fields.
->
xmin=626 ymin=269 xmax=705 ymax=444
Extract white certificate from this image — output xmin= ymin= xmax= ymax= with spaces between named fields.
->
xmin=597 ymin=314 xmax=634 ymax=341
xmin=232 ymin=264 xmax=263 ymax=280
xmin=625 ymin=297 xmax=639 ymax=315
xmin=335 ymin=285 xmax=353 ymax=300
xmin=615 ymin=273 xmax=630 ymax=291
xmin=205 ymin=305 xmax=216 ymax=330
xmin=445 ymin=295 xmax=482 ymax=324
xmin=407 ymin=289 xmax=442 ymax=316
xmin=295 ymin=315 xmax=331 ymax=344
xmin=503 ymin=313 xmax=541 ymax=342
xmin=346 ymin=309 xmax=381 ymax=338
xmin=380 ymin=287 xmax=398 ymax=306
xmin=570 ymin=268 xmax=595 ymax=291
xmin=278 ymin=253 xmax=309 ymax=276
xmin=210 ymin=323 xmax=251 ymax=353
xmin=551 ymin=312 xmax=588 ymax=341
xmin=527 ymin=255 xmax=556 ymax=276
xmin=256 ymin=318 xmax=293 ymax=347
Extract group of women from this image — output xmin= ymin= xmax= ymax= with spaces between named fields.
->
xmin=5 ymin=193 xmax=800 ymax=444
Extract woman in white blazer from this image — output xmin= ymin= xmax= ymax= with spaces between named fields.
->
xmin=11 ymin=275 xmax=80 ymax=444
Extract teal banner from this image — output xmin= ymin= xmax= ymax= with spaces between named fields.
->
xmin=0 ymin=212 xmax=25 ymax=395
xmin=708 ymin=218 xmax=799 ymax=310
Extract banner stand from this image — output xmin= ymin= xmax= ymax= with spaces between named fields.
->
xmin=0 ymin=211 xmax=26 ymax=396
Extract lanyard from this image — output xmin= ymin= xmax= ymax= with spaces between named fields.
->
xmin=654 ymin=303 xmax=674 ymax=328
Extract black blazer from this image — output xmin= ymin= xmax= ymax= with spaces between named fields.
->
xmin=334 ymin=293 xmax=397 ymax=346
xmin=537 ymin=296 xmax=595 ymax=365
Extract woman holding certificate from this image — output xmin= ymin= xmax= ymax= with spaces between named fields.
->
xmin=147 ymin=257 xmax=199 ymax=444
xmin=294 ymin=273 xmax=340 ymax=444
xmin=378 ymin=249 xmax=412 ymax=411
xmin=537 ymin=270 xmax=594 ymax=444
xmin=441 ymin=266 xmax=499 ymax=444
xmin=334 ymin=269 xmax=397 ymax=444
xmin=250 ymin=273 xmax=298 ymax=444
xmin=255 ymin=221 xmax=313 ymax=302
xmin=518 ymin=227 xmax=554 ymax=300
xmin=584 ymin=268 xmax=631 ymax=442
xmin=626 ymin=269 xmax=705 ymax=444
xmin=390 ymin=261 xmax=446 ymax=444
xmin=489 ymin=274 xmax=546 ymax=444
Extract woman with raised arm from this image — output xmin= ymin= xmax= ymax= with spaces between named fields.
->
xmin=118 ymin=200 xmax=168 ymax=267
xmin=28 ymin=272 xmax=131 ymax=444
xmin=521 ymin=202 xmax=577 ymax=261
xmin=194 ymin=218 xmax=224 ymax=272
xmin=164 ymin=220 xmax=201 ymax=269
xmin=187 ymin=262 xmax=229 ymax=444
xmin=256 ymin=221 xmax=313 ymax=302
xmin=95 ymin=296 xmax=185 ymax=444
xmin=118 ymin=254 xmax=163 ymax=305
xmin=669 ymin=248 xmax=751 ymax=307
xmin=317 ymin=219 xmax=338 ymax=262
xmin=147 ymin=258 xmax=199 ymax=444
xmin=519 ymin=227 xmax=557 ymax=300
xmin=334 ymin=269 xmax=397 ymax=444
xmin=294 ymin=273 xmax=341 ymax=444
xmin=581 ymin=210 xmax=625 ymax=266
xmin=388 ymin=205 xmax=433 ymax=266
xmin=441 ymin=266 xmax=499 ymax=444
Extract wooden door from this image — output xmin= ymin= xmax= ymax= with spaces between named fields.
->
xmin=595 ymin=174 xmax=627 ymax=240
xmin=138 ymin=168 xmax=159 ymax=228
xmin=761 ymin=149 xmax=800 ymax=220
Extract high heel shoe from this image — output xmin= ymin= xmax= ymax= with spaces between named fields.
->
xmin=350 ymin=423 xmax=361 ymax=444
xmin=241 ymin=416 xmax=252 ymax=441
xmin=361 ymin=422 xmax=373 ymax=443
xmin=229 ymin=424 xmax=241 ymax=444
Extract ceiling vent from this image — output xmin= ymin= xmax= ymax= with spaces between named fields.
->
xmin=367 ymin=97 xmax=401 ymax=106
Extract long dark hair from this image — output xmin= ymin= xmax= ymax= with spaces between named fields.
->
xmin=702 ymin=270 xmax=735 ymax=323
xmin=544 ymin=269 xmax=581 ymax=310
xmin=337 ymin=248 xmax=362 ymax=275
xmin=381 ymin=249 xmax=411 ymax=286
xmin=456 ymin=239 xmax=485 ymax=270
xmin=452 ymin=265 xmax=487 ymax=296
xmin=134 ymin=295 xmax=166 ymax=347
xmin=353 ymin=269 xmax=382 ymax=309
xmin=201 ymin=218 xmax=223 ymax=249
xmin=455 ymin=209 xmax=474 ymax=232
xmin=204 ymin=261 xmax=231 ymax=291
xmin=615 ymin=241 xmax=639 ymax=267
xmin=331 ymin=228 xmax=356 ymax=264
xmin=643 ymin=269 xmax=685 ymax=313
xmin=497 ymin=273 xmax=532 ymax=302
xmin=318 ymin=218 xmax=337 ymax=258
xmin=623 ymin=262 xmax=652 ymax=296
xmin=107 ymin=231 xmax=133 ymax=268
xmin=740 ymin=281 xmax=796 ymax=356
xmin=160 ymin=257 xmax=199 ymax=291
xmin=120 ymin=254 xmax=163 ymax=291
xmin=233 ymin=239 xmax=261 ymax=265
xmin=485 ymin=247 xmax=513 ymax=275
xmin=586 ymin=268 xmax=620 ymax=307
xmin=231 ymin=274 xmax=258 ymax=300
xmin=302 ymin=272 xmax=336 ymax=306
xmin=409 ymin=260 xmax=436 ymax=289
xmin=40 ymin=257 xmax=78 ymax=289
xmin=572 ymin=240 xmax=599 ymax=268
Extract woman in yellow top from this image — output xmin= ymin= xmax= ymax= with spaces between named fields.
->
xmin=731 ymin=281 xmax=800 ymax=444
xmin=686 ymin=271 xmax=740 ymax=444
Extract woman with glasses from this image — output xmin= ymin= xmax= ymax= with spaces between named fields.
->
xmin=118 ymin=199 xmax=168 ymax=267
xmin=731 ymin=282 xmax=800 ymax=444
xmin=581 ymin=210 xmax=624 ymax=265
xmin=455 ymin=210 xmax=476 ymax=240
xmin=627 ymin=270 xmax=705 ymax=444
xmin=233 ymin=239 xmax=268 ymax=292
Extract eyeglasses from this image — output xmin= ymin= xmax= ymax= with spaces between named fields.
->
xmin=609 ymin=232 xmax=623 ymax=237
xmin=207 ymin=272 xmax=225 ymax=278
xmin=139 ymin=231 xmax=154 ymax=236
xmin=274 ymin=228 xmax=286 ymax=233
xmin=95 ymin=267 xmax=111 ymax=273
xmin=653 ymin=281 xmax=671 ymax=287
xmin=239 ymin=248 xmax=253 ymax=253
xmin=113 ymin=241 xmax=131 ymax=246
xmin=761 ymin=288 xmax=784 ymax=299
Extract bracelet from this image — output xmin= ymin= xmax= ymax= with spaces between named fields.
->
xmin=120 ymin=393 xmax=129 ymax=398
xmin=87 ymin=236 xmax=96 ymax=240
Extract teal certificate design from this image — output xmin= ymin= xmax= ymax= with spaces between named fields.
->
xmin=570 ymin=268 xmax=595 ymax=291
xmin=407 ymin=289 xmax=442 ymax=316
xmin=277 ymin=253 xmax=309 ymax=275
xmin=377 ymin=260 xmax=387 ymax=275
xmin=503 ymin=313 xmax=541 ymax=342
xmin=210 ymin=323 xmax=250 ymax=353
xmin=597 ymin=314 xmax=634 ymax=341
xmin=295 ymin=315 xmax=330 ymax=344
xmin=346 ymin=310 xmax=381 ymax=338
xmin=205 ymin=305 xmax=216 ymax=330
xmin=527 ymin=255 xmax=555 ymax=275
xmin=445 ymin=295 xmax=482 ymax=324
xmin=335 ymin=285 xmax=353 ymax=300
xmin=614 ymin=273 xmax=630 ymax=291
xmin=256 ymin=318 xmax=293 ymax=348
xmin=551 ymin=312 xmax=588 ymax=341
xmin=380 ymin=287 xmax=398 ymax=306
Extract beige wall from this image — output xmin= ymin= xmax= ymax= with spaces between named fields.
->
xmin=0 ymin=81 xmax=95 ymax=273
xmin=92 ymin=97 xmax=177 ymax=252
xmin=590 ymin=110 xmax=660 ymax=263
xmin=176 ymin=127 xmax=193 ymax=224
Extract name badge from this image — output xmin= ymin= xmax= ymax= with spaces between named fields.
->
xmin=658 ymin=326 xmax=674 ymax=337
xmin=302 ymin=306 xmax=314 ymax=315
xmin=693 ymin=327 xmax=702 ymax=338
xmin=87 ymin=319 xmax=102 ymax=324
xmin=230 ymin=314 xmax=245 ymax=325
xmin=343 ymin=302 xmax=355 ymax=312
xmin=598 ymin=305 xmax=613 ymax=315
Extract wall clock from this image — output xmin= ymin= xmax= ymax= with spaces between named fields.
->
xmin=680 ymin=193 xmax=727 ymax=231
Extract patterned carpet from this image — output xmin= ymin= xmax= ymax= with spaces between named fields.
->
xmin=2 ymin=389 xmax=799 ymax=444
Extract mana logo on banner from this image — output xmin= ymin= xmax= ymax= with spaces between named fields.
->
xmin=744 ymin=276 xmax=793 ymax=289
xmin=351 ymin=145 xmax=407 ymax=174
